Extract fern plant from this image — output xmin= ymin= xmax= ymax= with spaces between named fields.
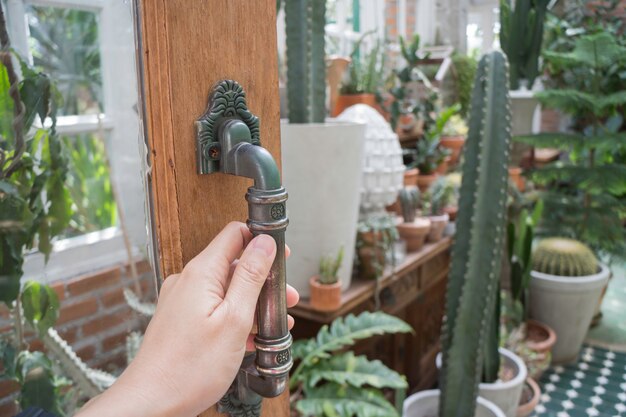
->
xmin=290 ymin=311 xmax=412 ymax=417
xmin=514 ymin=31 xmax=626 ymax=259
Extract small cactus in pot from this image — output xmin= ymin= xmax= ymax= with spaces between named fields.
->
xmin=310 ymin=247 xmax=344 ymax=311
xmin=532 ymin=238 xmax=599 ymax=277
xmin=396 ymin=187 xmax=431 ymax=252
xmin=424 ymin=178 xmax=454 ymax=242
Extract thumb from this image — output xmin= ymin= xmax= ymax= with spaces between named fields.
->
xmin=224 ymin=234 xmax=277 ymax=333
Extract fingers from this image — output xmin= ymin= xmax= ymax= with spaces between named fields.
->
xmin=223 ymin=234 xmax=277 ymax=337
xmin=286 ymin=284 xmax=299 ymax=308
xmin=185 ymin=222 xmax=253 ymax=277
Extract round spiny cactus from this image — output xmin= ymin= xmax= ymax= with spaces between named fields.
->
xmin=399 ymin=186 xmax=420 ymax=223
xmin=532 ymin=238 xmax=599 ymax=277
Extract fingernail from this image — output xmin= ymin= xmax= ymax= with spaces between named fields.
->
xmin=252 ymin=234 xmax=276 ymax=257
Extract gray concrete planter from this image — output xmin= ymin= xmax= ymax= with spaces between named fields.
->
xmin=436 ymin=348 xmax=527 ymax=417
xmin=403 ymin=389 xmax=505 ymax=417
xmin=529 ymin=263 xmax=610 ymax=363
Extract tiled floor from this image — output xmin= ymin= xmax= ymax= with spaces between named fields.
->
xmin=532 ymin=263 xmax=626 ymax=417
xmin=532 ymin=346 xmax=626 ymax=417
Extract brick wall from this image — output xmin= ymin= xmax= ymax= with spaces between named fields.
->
xmin=0 ymin=260 xmax=156 ymax=416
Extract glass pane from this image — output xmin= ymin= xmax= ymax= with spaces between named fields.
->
xmin=27 ymin=6 xmax=103 ymax=116
xmin=62 ymin=132 xmax=117 ymax=238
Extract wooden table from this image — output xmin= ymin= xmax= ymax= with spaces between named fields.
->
xmin=289 ymin=237 xmax=452 ymax=392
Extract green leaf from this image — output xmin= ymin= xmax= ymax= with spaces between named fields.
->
xmin=296 ymin=384 xmax=399 ymax=417
xmin=0 ymin=64 xmax=14 ymax=143
xmin=543 ymin=31 xmax=626 ymax=70
xmin=20 ymin=281 xmax=60 ymax=336
xmin=15 ymin=351 xmax=61 ymax=415
xmin=531 ymin=164 xmax=626 ymax=195
xmin=292 ymin=312 xmax=413 ymax=366
xmin=308 ymin=352 xmax=407 ymax=389
xmin=19 ymin=71 xmax=52 ymax=132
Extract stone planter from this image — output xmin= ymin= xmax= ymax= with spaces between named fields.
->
xmin=510 ymin=89 xmax=541 ymax=167
xmin=309 ymin=276 xmax=342 ymax=312
xmin=529 ymin=263 xmax=610 ymax=363
xmin=436 ymin=348 xmax=527 ymax=417
xmin=427 ymin=213 xmax=449 ymax=242
xmin=397 ymin=217 xmax=431 ymax=252
xmin=403 ymin=389 xmax=505 ymax=417
xmin=281 ymin=121 xmax=366 ymax=297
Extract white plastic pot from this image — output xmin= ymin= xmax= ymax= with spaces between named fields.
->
xmin=403 ymin=389 xmax=505 ymax=417
xmin=281 ymin=121 xmax=366 ymax=297
xmin=436 ymin=348 xmax=527 ymax=417
xmin=529 ymin=263 xmax=610 ymax=363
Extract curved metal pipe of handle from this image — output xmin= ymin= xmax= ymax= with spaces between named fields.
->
xmin=221 ymin=120 xmax=292 ymax=398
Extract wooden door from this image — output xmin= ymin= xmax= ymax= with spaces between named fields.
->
xmin=138 ymin=1 xmax=288 ymax=416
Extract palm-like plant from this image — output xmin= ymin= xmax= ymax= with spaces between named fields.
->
xmin=514 ymin=31 xmax=626 ymax=259
xmin=291 ymin=312 xmax=412 ymax=417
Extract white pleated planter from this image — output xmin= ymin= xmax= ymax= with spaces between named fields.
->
xmin=529 ymin=264 xmax=610 ymax=363
xmin=336 ymin=104 xmax=404 ymax=214
xmin=403 ymin=389 xmax=505 ymax=417
xmin=281 ymin=121 xmax=366 ymax=297
xmin=436 ymin=348 xmax=527 ymax=417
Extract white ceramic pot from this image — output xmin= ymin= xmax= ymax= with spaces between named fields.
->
xmin=281 ymin=121 xmax=366 ymax=297
xmin=403 ymin=389 xmax=505 ymax=417
xmin=529 ymin=263 xmax=610 ymax=363
xmin=336 ymin=104 xmax=404 ymax=215
xmin=436 ymin=348 xmax=527 ymax=417
xmin=509 ymin=88 xmax=541 ymax=167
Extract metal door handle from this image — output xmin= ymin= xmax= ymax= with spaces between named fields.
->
xmin=196 ymin=80 xmax=291 ymax=416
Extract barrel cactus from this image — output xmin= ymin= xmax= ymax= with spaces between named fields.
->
xmin=399 ymin=187 xmax=420 ymax=223
xmin=439 ymin=50 xmax=512 ymax=417
xmin=532 ymin=238 xmax=599 ymax=277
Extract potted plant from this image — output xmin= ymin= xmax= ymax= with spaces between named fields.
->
xmin=396 ymin=187 xmax=431 ymax=252
xmin=529 ymin=238 xmax=610 ymax=363
xmin=433 ymin=51 xmax=525 ymax=417
xmin=500 ymin=0 xmax=550 ymax=172
xmin=440 ymin=113 xmax=468 ymax=166
xmin=291 ymin=311 xmax=412 ymax=416
xmin=424 ymin=177 xmax=453 ymax=243
xmin=356 ymin=214 xmax=397 ymax=281
xmin=382 ymin=34 xmax=437 ymax=135
xmin=514 ymin=30 xmax=626 ymax=279
xmin=309 ymin=247 xmax=344 ymax=312
xmin=281 ymin=0 xmax=366 ymax=297
xmin=408 ymin=106 xmax=456 ymax=191
xmin=332 ymin=35 xmax=385 ymax=117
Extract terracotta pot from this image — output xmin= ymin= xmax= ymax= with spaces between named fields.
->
xmin=440 ymin=135 xmax=466 ymax=165
xmin=397 ymin=217 xmax=431 ymax=252
xmin=416 ymin=173 xmax=439 ymax=192
xmin=309 ymin=276 xmax=342 ymax=312
xmin=508 ymin=167 xmax=525 ymax=192
xmin=525 ymin=319 xmax=557 ymax=353
xmin=404 ymin=168 xmax=419 ymax=187
xmin=332 ymin=93 xmax=380 ymax=117
xmin=443 ymin=206 xmax=458 ymax=222
xmin=516 ymin=378 xmax=541 ymax=417
xmin=435 ymin=155 xmax=452 ymax=175
xmin=427 ymin=213 xmax=449 ymax=242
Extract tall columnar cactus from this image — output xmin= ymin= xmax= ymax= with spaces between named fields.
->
xmin=533 ymin=238 xmax=599 ymax=277
xmin=439 ymin=51 xmax=512 ymax=417
xmin=500 ymin=0 xmax=549 ymax=90
xmin=399 ymin=187 xmax=420 ymax=223
xmin=285 ymin=0 xmax=326 ymax=123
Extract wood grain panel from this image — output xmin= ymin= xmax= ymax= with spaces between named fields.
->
xmin=139 ymin=0 xmax=286 ymax=415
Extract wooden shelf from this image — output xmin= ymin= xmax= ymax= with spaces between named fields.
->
xmin=290 ymin=237 xmax=452 ymax=323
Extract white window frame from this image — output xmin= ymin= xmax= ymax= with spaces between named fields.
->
xmin=6 ymin=0 xmax=146 ymax=284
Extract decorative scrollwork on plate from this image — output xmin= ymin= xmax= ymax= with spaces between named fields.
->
xmin=196 ymin=79 xmax=260 ymax=174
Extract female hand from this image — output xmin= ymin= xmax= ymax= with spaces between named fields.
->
xmin=77 ymin=222 xmax=298 ymax=417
